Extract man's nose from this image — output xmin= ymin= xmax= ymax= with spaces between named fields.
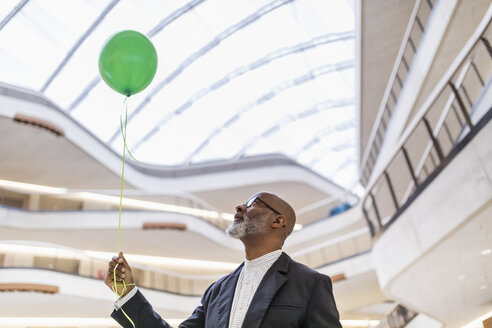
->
xmin=236 ymin=204 xmax=245 ymax=212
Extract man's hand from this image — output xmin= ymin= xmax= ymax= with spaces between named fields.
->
xmin=105 ymin=251 xmax=135 ymax=298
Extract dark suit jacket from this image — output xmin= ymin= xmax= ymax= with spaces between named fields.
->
xmin=112 ymin=252 xmax=342 ymax=328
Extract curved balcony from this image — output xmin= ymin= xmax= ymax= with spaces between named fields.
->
xmin=0 ymin=217 xmax=372 ymax=296
xmin=0 ymin=243 xmax=217 ymax=296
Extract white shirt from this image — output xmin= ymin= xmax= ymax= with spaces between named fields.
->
xmin=229 ymin=249 xmax=283 ymax=328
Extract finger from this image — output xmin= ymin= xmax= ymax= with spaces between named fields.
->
xmin=107 ymin=267 xmax=125 ymax=278
xmin=120 ymin=252 xmax=132 ymax=276
xmin=107 ymin=274 xmax=124 ymax=284
xmin=109 ymin=256 xmax=122 ymax=266
xmin=114 ymin=276 xmax=125 ymax=282
xmin=116 ymin=270 xmax=126 ymax=280
xmin=108 ymin=264 xmax=127 ymax=279
xmin=109 ymin=262 xmax=126 ymax=272
xmin=119 ymin=252 xmax=132 ymax=271
xmin=108 ymin=261 xmax=118 ymax=270
xmin=113 ymin=255 xmax=123 ymax=264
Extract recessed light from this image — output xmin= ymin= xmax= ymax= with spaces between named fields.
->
xmin=480 ymin=285 xmax=487 ymax=290
xmin=481 ymin=249 xmax=491 ymax=255
xmin=458 ymin=274 xmax=466 ymax=280
xmin=0 ymin=317 xmax=184 ymax=327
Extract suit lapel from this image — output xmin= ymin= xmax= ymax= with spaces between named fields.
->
xmin=216 ymin=263 xmax=243 ymax=328
xmin=241 ymin=252 xmax=290 ymax=328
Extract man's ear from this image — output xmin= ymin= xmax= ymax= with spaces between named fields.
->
xmin=272 ymin=215 xmax=287 ymax=228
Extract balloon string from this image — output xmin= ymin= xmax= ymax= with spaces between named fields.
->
xmin=120 ymin=115 xmax=139 ymax=162
xmin=117 ymin=97 xmax=128 ymax=250
xmin=122 ymin=307 xmax=136 ymax=328
xmin=117 ymin=96 xmax=140 ymax=249
xmin=115 ymin=96 xmax=136 ymax=328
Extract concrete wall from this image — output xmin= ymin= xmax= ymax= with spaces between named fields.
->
xmin=372 ymin=116 xmax=492 ymax=327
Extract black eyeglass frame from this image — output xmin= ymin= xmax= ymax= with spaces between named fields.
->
xmin=246 ymin=196 xmax=282 ymax=215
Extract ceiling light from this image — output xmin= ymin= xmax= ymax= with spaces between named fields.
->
xmin=0 ymin=179 xmax=304 ymax=231
xmin=0 ymin=178 xmax=67 ymax=194
xmin=0 ymin=242 xmax=80 ymax=259
xmin=84 ymin=250 xmax=239 ymax=271
xmin=0 ymin=317 xmax=183 ymax=327
xmin=0 ymin=242 xmax=239 ymax=272
xmin=458 ymin=274 xmax=466 ymax=280
xmin=481 ymin=248 xmax=491 ymax=255
xmin=70 ymin=192 xmax=223 ymax=219
xmin=479 ymin=285 xmax=487 ymax=290
xmin=340 ymin=319 xmax=379 ymax=327
xmin=0 ymin=179 xmax=226 ymax=220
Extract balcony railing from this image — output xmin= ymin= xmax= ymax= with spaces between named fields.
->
xmin=0 ymin=245 xmax=218 ymax=296
xmin=0 ymin=187 xmax=233 ymax=230
xmin=360 ymin=0 xmax=435 ymax=186
xmin=0 ymin=225 xmax=372 ymax=296
xmin=0 ymin=184 xmax=359 ymax=232
xmin=362 ymin=12 xmax=492 ymax=237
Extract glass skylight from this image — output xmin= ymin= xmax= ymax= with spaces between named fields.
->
xmin=0 ymin=0 xmax=357 ymax=189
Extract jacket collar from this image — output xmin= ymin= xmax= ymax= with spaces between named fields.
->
xmin=215 ymin=262 xmax=243 ymax=327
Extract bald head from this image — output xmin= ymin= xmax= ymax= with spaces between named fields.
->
xmin=254 ymin=191 xmax=296 ymax=238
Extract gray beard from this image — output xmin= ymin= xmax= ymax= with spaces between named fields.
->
xmin=226 ymin=212 xmax=270 ymax=239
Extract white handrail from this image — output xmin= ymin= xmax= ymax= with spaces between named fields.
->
xmin=360 ymin=0 xmax=425 ymax=175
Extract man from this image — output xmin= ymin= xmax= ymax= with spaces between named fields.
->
xmin=106 ymin=191 xmax=342 ymax=327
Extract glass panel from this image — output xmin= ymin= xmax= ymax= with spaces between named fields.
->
xmin=0 ymin=0 xmax=357 ymax=189
xmin=0 ymin=0 xmax=110 ymax=90
xmin=0 ymin=0 xmax=21 ymax=22
xmin=192 ymin=73 xmax=354 ymax=161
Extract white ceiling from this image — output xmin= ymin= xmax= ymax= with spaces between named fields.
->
xmin=0 ymin=0 xmax=359 ymax=189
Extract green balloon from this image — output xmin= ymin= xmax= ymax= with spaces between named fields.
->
xmin=98 ymin=30 xmax=158 ymax=96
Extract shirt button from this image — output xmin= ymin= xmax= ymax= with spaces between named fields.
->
xmin=246 ymin=280 xmax=250 ymax=284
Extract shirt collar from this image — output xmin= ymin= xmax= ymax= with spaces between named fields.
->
xmin=244 ymin=249 xmax=282 ymax=267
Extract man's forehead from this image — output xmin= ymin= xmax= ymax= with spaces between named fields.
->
xmin=251 ymin=192 xmax=280 ymax=204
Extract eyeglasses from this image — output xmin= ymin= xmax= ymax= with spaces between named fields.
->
xmin=246 ymin=196 xmax=281 ymax=215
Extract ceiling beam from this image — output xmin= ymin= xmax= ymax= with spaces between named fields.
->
xmin=40 ymin=0 xmax=120 ymax=93
xmin=230 ymin=98 xmax=354 ymax=160
xmin=102 ymin=0 xmax=296 ymax=138
xmin=0 ymin=0 xmax=30 ymax=32
xmin=108 ymin=31 xmax=354 ymax=144
xmin=172 ymin=61 xmax=354 ymax=163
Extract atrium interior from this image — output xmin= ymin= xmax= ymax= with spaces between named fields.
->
xmin=0 ymin=0 xmax=491 ymax=327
